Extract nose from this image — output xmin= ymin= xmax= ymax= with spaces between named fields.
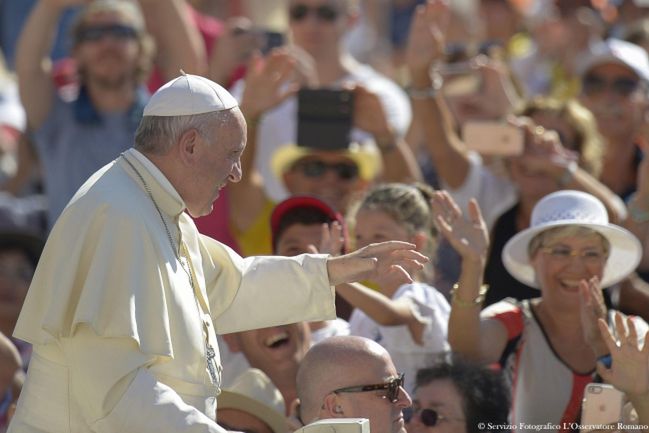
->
xmin=229 ymin=160 xmax=242 ymax=183
xmin=396 ymin=387 xmax=412 ymax=408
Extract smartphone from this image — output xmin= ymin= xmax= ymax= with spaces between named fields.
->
xmin=259 ymin=30 xmax=285 ymax=54
xmin=297 ymin=88 xmax=354 ymax=150
xmin=462 ymin=121 xmax=524 ymax=156
xmin=580 ymin=383 xmax=625 ymax=432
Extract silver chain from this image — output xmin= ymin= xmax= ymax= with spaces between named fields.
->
xmin=121 ymin=154 xmax=219 ymax=385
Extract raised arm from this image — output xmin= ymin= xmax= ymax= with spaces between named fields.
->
xmin=405 ymin=1 xmax=470 ymax=189
xmin=139 ymin=0 xmax=206 ymax=79
xmin=352 ymin=85 xmax=422 ymax=183
xmin=229 ymin=51 xmax=299 ymax=233
xmin=431 ymin=190 xmax=509 ymax=363
xmin=15 ymin=0 xmax=80 ymax=129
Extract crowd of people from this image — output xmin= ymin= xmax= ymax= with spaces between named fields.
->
xmin=2 ymin=0 xmax=649 ymax=432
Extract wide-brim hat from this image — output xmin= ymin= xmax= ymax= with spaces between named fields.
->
xmin=576 ymin=38 xmax=649 ymax=82
xmin=502 ymin=190 xmax=642 ymax=289
xmin=271 ymin=141 xmax=382 ymax=181
xmin=217 ymin=369 xmax=288 ymax=433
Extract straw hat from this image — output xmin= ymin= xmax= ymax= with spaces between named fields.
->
xmin=217 ymin=368 xmax=288 ymax=433
xmin=502 ymin=190 xmax=641 ymax=288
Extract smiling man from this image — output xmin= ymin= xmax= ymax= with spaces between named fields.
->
xmin=7 ymin=74 xmax=427 ymax=432
xmin=296 ymin=336 xmax=412 ymax=433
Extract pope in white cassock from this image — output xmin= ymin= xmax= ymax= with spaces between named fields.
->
xmin=7 ymin=74 xmax=426 ymax=432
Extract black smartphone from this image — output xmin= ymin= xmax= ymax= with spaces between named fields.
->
xmin=260 ymin=30 xmax=285 ymax=54
xmin=297 ymin=88 xmax=354 ymax=150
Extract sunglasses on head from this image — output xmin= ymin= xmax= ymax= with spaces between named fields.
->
xmin=293 ymin=160 xmax=359 ymax=181
xmin=289 ymin=3 xmax=339 ymax=22
xmin=581 ymin=73 xmax=641 ymax=97
xmin=77 ymin=24 xmax=138 ymax=43
xmin=403 ymin=406 xmax=463 ymax=427
xmin=333 ymin=373 xmax=405 ymax=403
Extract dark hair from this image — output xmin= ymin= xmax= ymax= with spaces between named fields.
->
xmin=273 ymin=206 xmax=341 ymax=254
xmin=415 ymin=355 xmax=510 ymax=433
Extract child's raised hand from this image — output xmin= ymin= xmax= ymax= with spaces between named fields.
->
xmin=430 ymin=191 xmax=489 ymax=264
xmin=307 ymin=222 xmax=345 ymax=256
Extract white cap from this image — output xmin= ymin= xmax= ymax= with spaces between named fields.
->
xmin=577 ymin=38 xmax=649 ymax=82
xmin=143 ymin=72 xmax=238 ymax=117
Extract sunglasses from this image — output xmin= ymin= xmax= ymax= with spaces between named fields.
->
xmin=581 ymin=74 xmax=641 ymax=97
xmin=77 ymin=24 xmax=138 ymax=43
xmin=289 ymin=4 xmax=339 ymax=22
xmin=293 ymin=160 xmax=359 ymax=181
xmin=403 ymin=406 xmax=463 ymax=427
xmin=333 ymin=373 xmax=405 ymax=403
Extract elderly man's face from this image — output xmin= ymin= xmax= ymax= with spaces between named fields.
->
xmin=332 ymin=352 xmax=411 ymax=433
xmin=579 ymin=63 xmax=647 ymax=140
xmin=186 ymin=109 xmax=246 ymax=217
xmin=282 ymin=152 xmax=364 ymax=212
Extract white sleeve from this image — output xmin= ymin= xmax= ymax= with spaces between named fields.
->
xmin=60 ymin=325 xmax=226 ymax=433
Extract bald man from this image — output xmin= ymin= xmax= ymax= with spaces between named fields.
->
xmin=296 ymin=336 xmax=411 ymax=433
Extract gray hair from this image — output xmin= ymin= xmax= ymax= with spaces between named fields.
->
xmin=134 ymin=111 xmax=232 ymax=154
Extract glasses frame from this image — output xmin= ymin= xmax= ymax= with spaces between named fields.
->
xmin=539 ymin=245 xmax=607 ymax=264
xmin=332 ymin=373 xmax=405 ymax=403
xmin=76 ymin=23 xmax=138 ymax=43
xmin=293 ymin=159 xmax=359 ymax=181
xmin=289 ymin=4 xmax=340 ymax=22
xmin=581 ymin=73 xmax=642 ymax=98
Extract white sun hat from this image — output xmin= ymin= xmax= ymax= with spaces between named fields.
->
xmin=502 ymin=190 xmax=642 ymax=289
xmin=143 ymin=72 xmax=238 ymax=116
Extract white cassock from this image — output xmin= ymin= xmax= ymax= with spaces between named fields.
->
xmin=9 ymin=148 xmax=335 ymax=432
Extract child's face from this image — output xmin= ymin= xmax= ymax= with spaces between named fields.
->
xmin=354 ymin=209 xmax=411 ymax=250
xmin=276 ymin=223 xmax=325 ymax=256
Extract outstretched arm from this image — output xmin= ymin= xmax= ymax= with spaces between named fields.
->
xmin=432 ymin=190 xmax=509 ymax=363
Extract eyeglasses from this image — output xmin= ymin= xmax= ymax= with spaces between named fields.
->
xmin=289 ymin=4 xmax=339 ymax=22
xmin=403 ymin=406 xmax=464 ymax=427
xmin=77 ymin=24 xmax=138 ymax=43
xmin=332 ymin=373 xmax=405 ymax=403
xmin=582 ymin=74 xmax=641 ymax=97
xmin=540 ymin=245 xmax=607 ymax=264
xmin=293 ymin=160 xmax=359 ymax=181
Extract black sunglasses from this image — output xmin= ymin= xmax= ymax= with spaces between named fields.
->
xmin=333 ymin=373 xmax=405 ymax=403
xmin=289 ymin=4 xmax=339 ymax=22
xmin=403 ymin=406 xmax=461 ymax=427
xmin=293 ymin=160 xmax=359 ymax=181
xmin=77 ymin=24 xmax=138 ymax=43
xmin=582 ymin=73 xmax=641 ymax=97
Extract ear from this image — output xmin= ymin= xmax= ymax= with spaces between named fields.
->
xmin=321 ymin=393 xmax=344 ymax=418
xmin=221 ymin=333 xmax=241 ymax=353
xmin=177 ymin=128 xmax=201 ymax=165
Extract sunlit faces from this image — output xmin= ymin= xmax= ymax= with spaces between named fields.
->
xmin=276 ymin=224 xmax=324 ymax=256
xmin=332 ymin=351 xmax=411 ymax=433
xmin=406 ymin=379 xmax=467 ymax=433
xmin=217 ymin=408 xmax=274 ymax=433
xmin=353 ymin=208 xmax=412 ymax=250
xmin=531 ymin=233 xmax=606 ymax=306
xmin=186 ymin=109 xmax=246 ymax=218
xmin=233 ymin=323 xmax=311 ymax=377
xmin=288 ymin=0 xmax=352 ymax=56
xmin=282 ymin=152 xmax=364 ymax=212
xmin=579 ymin=63 xmax=647 ymax=139
xmin=73 ymin=11 xmax=141 ymax=88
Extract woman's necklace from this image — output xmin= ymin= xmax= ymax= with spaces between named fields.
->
xmin=122 ymin=154 xmax=219 ymax=386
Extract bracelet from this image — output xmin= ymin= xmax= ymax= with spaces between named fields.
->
xmin=450 ymin=283 xmax=489 ymax=308
xmin=628 ymin=192 xmax=649 ymax=223
xmin=407 ymin=72 xmax=444 ymax=100
xmin=556 ymin=160 xmax=577 ymax=187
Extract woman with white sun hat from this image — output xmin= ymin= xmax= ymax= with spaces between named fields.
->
xmin=432 ymin=189 xmax=648 ymax=432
